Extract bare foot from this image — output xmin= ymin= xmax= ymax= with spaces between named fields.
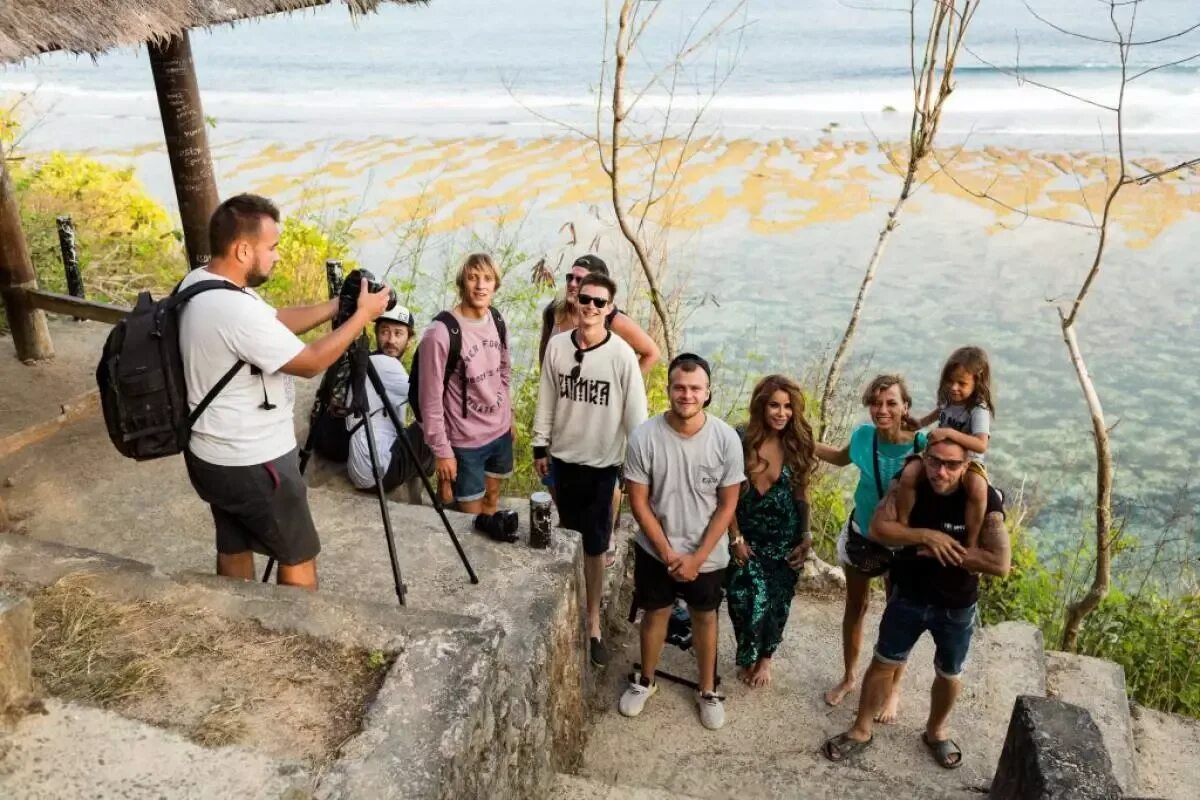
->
xmin=749 ymin=658 xmax=773 ymax=688
xmin=824 ymin=677 xmax=856 ymax=707
xmin=737 ymin=665 xmax=755 ymax=685
xmin=874 ymin=690 xmax=901 ymax=724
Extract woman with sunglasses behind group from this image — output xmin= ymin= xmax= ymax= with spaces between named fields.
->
xmin=538 ymin=254 xmax=660 ymax=376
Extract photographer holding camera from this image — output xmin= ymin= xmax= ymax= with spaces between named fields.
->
xmin=179 ymin=193 xmax=392 ymax=591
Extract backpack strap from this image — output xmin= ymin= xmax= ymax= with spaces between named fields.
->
xmin=186 ymin=360 xmax=245 ymax=428
xmin=489 ymin=306 xmax=508 ymax=349
xmin=173 ymin=278 xmax=249 ymax=429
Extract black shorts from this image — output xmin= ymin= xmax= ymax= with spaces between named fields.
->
xmin=184 ymin=448 xmax=320 ymax=566
xmin=553 ymin=458 xmax=620 ymax=557
xmin=634 ymin=544 xmax=726 ymax=613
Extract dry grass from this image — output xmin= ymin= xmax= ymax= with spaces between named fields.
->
xmin=25 ymin=579 xmax=393 ymax=763
xmin=30 ymin=582 xmax=171 ymax=706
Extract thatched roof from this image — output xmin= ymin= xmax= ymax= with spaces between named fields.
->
xmin=0 ymin=1 xmax=421 ymax=65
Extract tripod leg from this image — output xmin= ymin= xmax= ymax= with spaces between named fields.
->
xmin=263 ymin=389 xmax=329 ymax=584
xmin=360 ymin=410 xmax=407 ymax=606
xmin=363 ymin=360 xmax=479 ymax=584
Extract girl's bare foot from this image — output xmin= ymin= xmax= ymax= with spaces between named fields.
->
xmin=874 ymin=690 xmax=901 ymax=724
xmin=824 ymin=676 xmax=856 ymax=706
xmin=737 ymin=665 xmax=755 ymax=685
xmin=749 ymin=658 xmax=773 ymax=688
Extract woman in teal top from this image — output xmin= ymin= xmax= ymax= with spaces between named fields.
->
xmin=815 ymin=374 xmax=925 ymax=722
xmin=727 ymin=375 xmax=817 ymax=688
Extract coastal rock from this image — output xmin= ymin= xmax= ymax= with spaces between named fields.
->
xmin=992 ymin=694 xmax=1123 ymax=800
xmin=798 ymin=553 xmax=846 ymax=596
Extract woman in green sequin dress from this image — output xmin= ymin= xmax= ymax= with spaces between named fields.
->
xmin=727 ymin=375 xmax=816 ymax=688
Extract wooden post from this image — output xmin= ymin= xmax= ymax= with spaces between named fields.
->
xmin=147 ymin=32 xmax=218 ymax=272
xmin=56 ymin=216 xmax=84 ymax=300
xmin=0 ymin=141 xmax=54 ymax=362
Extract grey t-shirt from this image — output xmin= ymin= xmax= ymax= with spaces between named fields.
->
xmin=938 ymin=403 xmax=992 ymax=461
xmin=624 ymin=414 xmax=746 ymax=573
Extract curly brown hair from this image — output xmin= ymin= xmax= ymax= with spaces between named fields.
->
xmin=937 ymin=345 xmax=996 ymax=416
xmin=742 ymin=374 xmax=816 ymax=498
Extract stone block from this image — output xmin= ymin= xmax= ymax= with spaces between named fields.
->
xmin=1046 ymin=650 xmax=1138 ymax=793
xmin=0 ymin=592 xmax=34 ymax=717
xmin=992 ymin=694 xmax=1123 ymax=800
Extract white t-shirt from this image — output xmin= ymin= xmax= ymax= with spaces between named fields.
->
xmin=532 ymin=330 xmax=647 ymax=468
xmin=178 ymin=269 xmax=305 ymax=467
xmin=346 ymin=354 xmax=410 ymax=490
xmin=624 ymin=414 xmax=746 ymax=573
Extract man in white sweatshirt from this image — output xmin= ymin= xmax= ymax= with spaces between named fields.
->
xmin=533 ymin=273 xmax=648 ymax=668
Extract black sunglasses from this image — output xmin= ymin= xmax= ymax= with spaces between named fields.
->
xmin=569 ymin=348 xmax=585 ymax=381
xmin=577 ymin=293 xmax=609 ymax=309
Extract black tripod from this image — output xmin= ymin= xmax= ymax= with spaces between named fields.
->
xmin=262 ymin=334 xmax=479 ymax=603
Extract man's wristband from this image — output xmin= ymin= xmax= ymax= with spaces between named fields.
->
xmin=730 ymin=534 xmax=745 ymax=547
xmin=533 ymin=446 xmax=549 ymax=460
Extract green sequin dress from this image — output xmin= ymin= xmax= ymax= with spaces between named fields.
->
xmin=726 ymin=464 xmax=809 ymax=668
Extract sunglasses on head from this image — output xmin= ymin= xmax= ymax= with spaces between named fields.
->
xmin=577 ymin=293 xmax=609 ymax=309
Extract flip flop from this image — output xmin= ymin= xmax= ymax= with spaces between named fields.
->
xmin=922 ymin=732 xmax=963 ymax=769
xmin=821 ymin=732 xmax=873 ymax=763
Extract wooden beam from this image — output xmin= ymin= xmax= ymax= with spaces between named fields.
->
xmin=0 ymin=141 xmax=54 ymax=361
xmin=148 ymin=31 xmax=218 ymax=272
xmin=0 ymin=388 xmax=100 ymax=461
xmin=24 ymin=290 xmax=129 ymax=325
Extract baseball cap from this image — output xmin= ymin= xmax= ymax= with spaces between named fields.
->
xmin=377 ymin=304 xmax=415 ymax=329
xmin=572 ymin=254 xmax=609 ymax=276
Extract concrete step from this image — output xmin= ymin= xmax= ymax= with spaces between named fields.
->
xmin=1044 ymin=650 xmax=1138 ymax=794
xmin=580 ymin=596 xmax=1045 ymax=799
xmin=0 ymin=698 xmax=310 ymax=799
xmin=552 ymin=772 xmax=705 ymax=800
xmin=1130 ymin=703 xmax=1200 ymax=800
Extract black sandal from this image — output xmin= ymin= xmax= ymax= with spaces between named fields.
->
xmin=821 ymin=732 xmax=874 ymax=762
xmin=922 ymin=732 xmax=963 ymax=769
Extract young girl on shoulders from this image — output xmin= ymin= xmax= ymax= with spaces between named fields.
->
xmin=903 ymin=346 xmax=995 ymax=547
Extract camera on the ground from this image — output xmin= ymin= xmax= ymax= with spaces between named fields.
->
xmin=335 ymin=268 xmax=398 ymax=328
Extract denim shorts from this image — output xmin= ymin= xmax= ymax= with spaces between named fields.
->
xmin=451 ymin=432 xmax=514 ymax=502
xmin=874 ymin=590 xmax=977 ymax=678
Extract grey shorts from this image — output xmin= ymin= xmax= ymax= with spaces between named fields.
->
xmin=184 ymin=448 xmax=320 ymax=566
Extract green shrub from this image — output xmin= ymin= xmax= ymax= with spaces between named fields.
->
xmin=1076 ymin=590 xmax=1200 ymax=717
xmin=13 ymin=152 xmax=183 ymax=304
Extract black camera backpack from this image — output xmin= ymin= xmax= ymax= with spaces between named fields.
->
xmin=407 ymin=307 xmax=507 ymax=424
xmin=96 ymin=280 xmax=246 ymax=460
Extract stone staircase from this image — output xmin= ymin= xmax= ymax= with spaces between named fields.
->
xmin=2 ymin=321 xmax=1198 ymax=799
xmin=548 ymin=566 xmax=1200 ymax=800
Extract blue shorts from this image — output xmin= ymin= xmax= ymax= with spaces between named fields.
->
xmin=451 ymin=432 xmax=513 ymax=503
xmin=874 ymin=590 xmax=977 ymax=678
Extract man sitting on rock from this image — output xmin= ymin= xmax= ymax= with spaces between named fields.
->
xmin=345 ymin=304 xmax=432 ymax=493
xmin=822 ymin=439 xmax=1010 ymax=769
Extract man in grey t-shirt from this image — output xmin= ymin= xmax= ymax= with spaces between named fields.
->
xmin=618 ymin=353 xmax=744 ymax=731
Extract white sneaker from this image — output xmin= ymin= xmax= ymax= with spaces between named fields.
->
xmin=619 ymin=672 xmax=658 ymax=717
xmin=697 ymin=690 xmax=725 ymax=730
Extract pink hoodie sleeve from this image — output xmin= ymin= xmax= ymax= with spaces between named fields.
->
xmin=417 ymin=321 xmax=454 ymax=459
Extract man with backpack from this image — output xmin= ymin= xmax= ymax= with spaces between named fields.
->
xmin=411 ymin=252 xmax=517 ymax=540
xmin=345 ymin=304 xmax=433 ymax=492
xmin=178 ymin=194 xmax=391 ymax=590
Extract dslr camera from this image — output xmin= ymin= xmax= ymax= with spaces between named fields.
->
xmin=335 ymin=268 xmax=398 ymax=328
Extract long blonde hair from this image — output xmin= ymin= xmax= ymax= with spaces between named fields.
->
xmin=743 ymin=374 xmax=816 ymax=497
